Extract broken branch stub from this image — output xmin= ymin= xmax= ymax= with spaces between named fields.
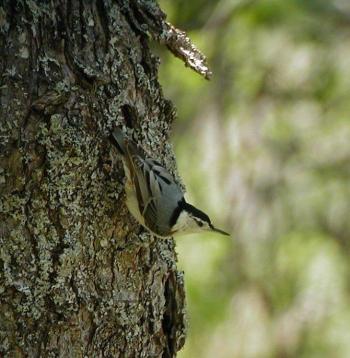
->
xmin=158 ymin=22 xmax=212 ymax=80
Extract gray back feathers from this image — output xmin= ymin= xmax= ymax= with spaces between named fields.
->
xmin=111 ymin=127 xmax=184 ymax=236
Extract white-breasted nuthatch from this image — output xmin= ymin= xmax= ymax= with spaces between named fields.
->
xmin=110 ymin=127 xmax=229 ymax=238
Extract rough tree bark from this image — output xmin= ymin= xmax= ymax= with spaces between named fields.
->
xmin=0 ymin=1 xmax=209 ymax=356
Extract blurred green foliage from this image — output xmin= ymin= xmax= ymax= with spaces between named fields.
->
xmin=157 ymin=0 xmax=350 ymax=357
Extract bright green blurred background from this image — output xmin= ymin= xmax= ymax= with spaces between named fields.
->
xmin=157 ymin=0 xmax=350 ymax=357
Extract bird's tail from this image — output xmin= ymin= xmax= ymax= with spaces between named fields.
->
xmin=110 ymin=127 xmax=127 ymax=155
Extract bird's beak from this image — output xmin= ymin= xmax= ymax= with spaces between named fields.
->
xmin=210 ymin=225 xmax=230 ymax=236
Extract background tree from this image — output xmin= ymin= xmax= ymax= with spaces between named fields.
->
xmin=158 ymin=0 xmax=350 ymax=357
xmin=0 ymin=1 xmax=209 ymax=356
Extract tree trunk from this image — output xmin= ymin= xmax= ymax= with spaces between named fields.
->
xmin=0 ymin=0 xmax=207 ymax=356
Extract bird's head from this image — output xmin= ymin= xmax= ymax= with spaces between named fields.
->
xmin=171 ymin=200 xmax=229 ymax=236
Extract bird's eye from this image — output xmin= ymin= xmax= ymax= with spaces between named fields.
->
xmin=197 ymin=221 xmax=203 ymax=227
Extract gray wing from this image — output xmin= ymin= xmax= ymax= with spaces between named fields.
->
xmin=131 ymin=155 xmax=183 ymax=236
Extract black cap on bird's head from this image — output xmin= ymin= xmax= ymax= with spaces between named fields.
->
xmin=173 ymin=200 xmax=230 ymax=236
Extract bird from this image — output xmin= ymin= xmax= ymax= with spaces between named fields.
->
xmin=110 ymin=126 xmax=230 ymax=238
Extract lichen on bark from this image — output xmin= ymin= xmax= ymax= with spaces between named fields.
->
xmin=0 ymin=0 xmax=207 ymax=356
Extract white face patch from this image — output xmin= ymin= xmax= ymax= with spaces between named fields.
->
xmin=172 ymin=211 xmax=208 ymax=235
